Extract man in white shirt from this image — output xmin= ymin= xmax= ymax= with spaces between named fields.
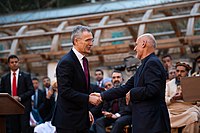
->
xmin=165 ymin=62 xmax=200 ymax=133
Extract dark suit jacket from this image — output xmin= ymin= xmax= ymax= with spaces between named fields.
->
xmin=101 ymin=53 xmax=171 ymax=133
xmin=0 ymin=70 xmax=34 ymax=130
xmin=52 ymin=50 xmax=90 ymax=130
xmin=35 ymin=89 xmax=45 ymax=109
xmin=39 ymin=93 xmax=55 ymax=122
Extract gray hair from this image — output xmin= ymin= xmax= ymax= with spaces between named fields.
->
xmin=71 ymin=25 xmax=92 ymax=45
xmin=139 ymin=33 xmax=157 ymax=48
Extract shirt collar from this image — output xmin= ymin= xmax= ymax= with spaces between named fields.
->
xmin=72 ymin=47 xmax=84 ymax=60
xmin=11 ymin=68 xmax=19 ymax=75
xmin=141 ymin=53 xmax=155 ymax=64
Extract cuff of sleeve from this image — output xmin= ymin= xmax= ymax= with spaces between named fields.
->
xmin=115 ymin=113 xmax=121 ymax=118
xmin=18 ymin=97 xmax=21 ymax=101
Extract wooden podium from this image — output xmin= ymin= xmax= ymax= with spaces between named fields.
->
xmin=0 ymin=93 xmax=24 ymax=133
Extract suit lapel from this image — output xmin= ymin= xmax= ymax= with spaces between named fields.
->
xmin=70 ymin=50 xmax=87 ymax=84
xmin=7 ymin=73 xmax=11 ymax=94
xmin=17 ymin=71 xmax=23 ymax=94
xmin=134 ymin=65 xmax=142 ymax=86
xmin=134 ymin=53 xmax=154 ymax=86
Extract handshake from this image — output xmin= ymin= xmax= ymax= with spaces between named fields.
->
xmin=89 ymin=91 xmax=131 ymax=106
xmin=89 ymin=92 xmax=103 ymax=106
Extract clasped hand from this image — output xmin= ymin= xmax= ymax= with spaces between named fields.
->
xmin=89 ymin=92 xmax=102 ymax=106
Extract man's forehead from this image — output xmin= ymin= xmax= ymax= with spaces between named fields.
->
xmin=176 ymin=65 xmax=187 ymax=70
xmin=10 ymin=58 xmax=18 ymax=61
xmin=112 ymin=73 xmax=122 ymax=77
xmin=43 ymin=78 xmax=50 ymax=81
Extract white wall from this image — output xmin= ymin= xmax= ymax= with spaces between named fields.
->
xmin=47 ymin=62 xmax=57 ymax=82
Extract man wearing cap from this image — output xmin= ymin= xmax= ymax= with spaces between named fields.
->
xmin=102 ymin=78 xmax=113 ymax=91
xmin=165 ymin=62 xmax=200 ymax=133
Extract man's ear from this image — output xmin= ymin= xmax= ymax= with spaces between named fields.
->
xmin=142 ymin=42 xmax=145 ymax=48
xmin=142 ymin=40 xmax=147 ymax=48
xmin=74 ymin=38 xmax=78 ymax=45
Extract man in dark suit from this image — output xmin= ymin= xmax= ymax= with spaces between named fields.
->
xmin=52 ymin=25 xmax=101 ymax=133
xmin=0 ymin=54 xmax=34 ymax=133
xmin=38 ymin=76 xmax=54 ymax=122
xmin=30 ymin=77 xmax=45 ymax=127
xmin=92 ymin=33 xmax=171 ymax=133
xmin=42 ymin=76 xmax=51 ymax=95
xmin=32 ymin=78 xmax=45 ymax=110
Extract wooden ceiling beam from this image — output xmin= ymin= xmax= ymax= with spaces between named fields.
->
xmin=0 ymin=29 xmax=14 ymax=36
xmin=93 ymin=16 xmax=110 ymax=65
xmin=0 ymin=0 xmax=198 ymax=30
xmin=50 ymin=21 xmax=68 ymax=52
xmin=93 ymin=16 xmax=110 ymax=46
xmin=1 ymin=13 xmax=200 ymax=42
xmin=118 ymin=15 xmax=137 ymax=41
xmin=1 ymin=34 xmax=200 ymax=55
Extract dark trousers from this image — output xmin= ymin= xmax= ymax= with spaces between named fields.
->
xmin=56 ymin=128 xmax=89 ymax=133
xmin=96 ymin=115 xmax=132 ymax=133
xmin=6 ymin=114 xmax=30 ymax=133
xmin=111 ymin=115 xmax=132 ymax=133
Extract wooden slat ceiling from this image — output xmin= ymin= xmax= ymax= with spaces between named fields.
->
xmin=0 ymin=0 xmax=200 ymax=75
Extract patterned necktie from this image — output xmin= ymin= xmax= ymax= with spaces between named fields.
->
xmin=12 ymin=72 xmax=17 ymax=96
xmin=83 ymin=57 xmax=89 ymax=88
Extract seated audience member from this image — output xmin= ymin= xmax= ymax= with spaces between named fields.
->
xmin=32 ymin=78 xmax=45 ymax=110
xmin=30 ymin=100 xmax=43 ymax=127
xmin=162 ymin=55 xmax=174 ymax=80
xmin=166 ymin=67 xmax=176 ymax=83
xmin=42 ymin=76 xmax=51 ymax=95
xmin=162 ymin=55 xmax=174 ymax=71
xmin=95 ymin=69 xmax=105 ymax=91
xmin=89 ymin=78 xmax=113 ymax=133
xmin=165 ymin=62 xmax=200 ymax=133
xmin=34 ymin=81 xmax=57 ymax=133
xmin=30 ymin=78 xmax=45 ymax=127
xmin=89 ymin=78 xmax=110 ymax=133
xmin=96 ymin=70 xmax=132 ymax=133
xmin=103 ymin=78 xmax=113 ymax=91
xmin=39 ymin=77 xmax=55 ymax=122
xmin=192 ymin=55 xmax=200 ymax=76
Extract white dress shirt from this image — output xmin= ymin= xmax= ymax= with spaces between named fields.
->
xmin=72 ymin=47 xmax=85 ymax=71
